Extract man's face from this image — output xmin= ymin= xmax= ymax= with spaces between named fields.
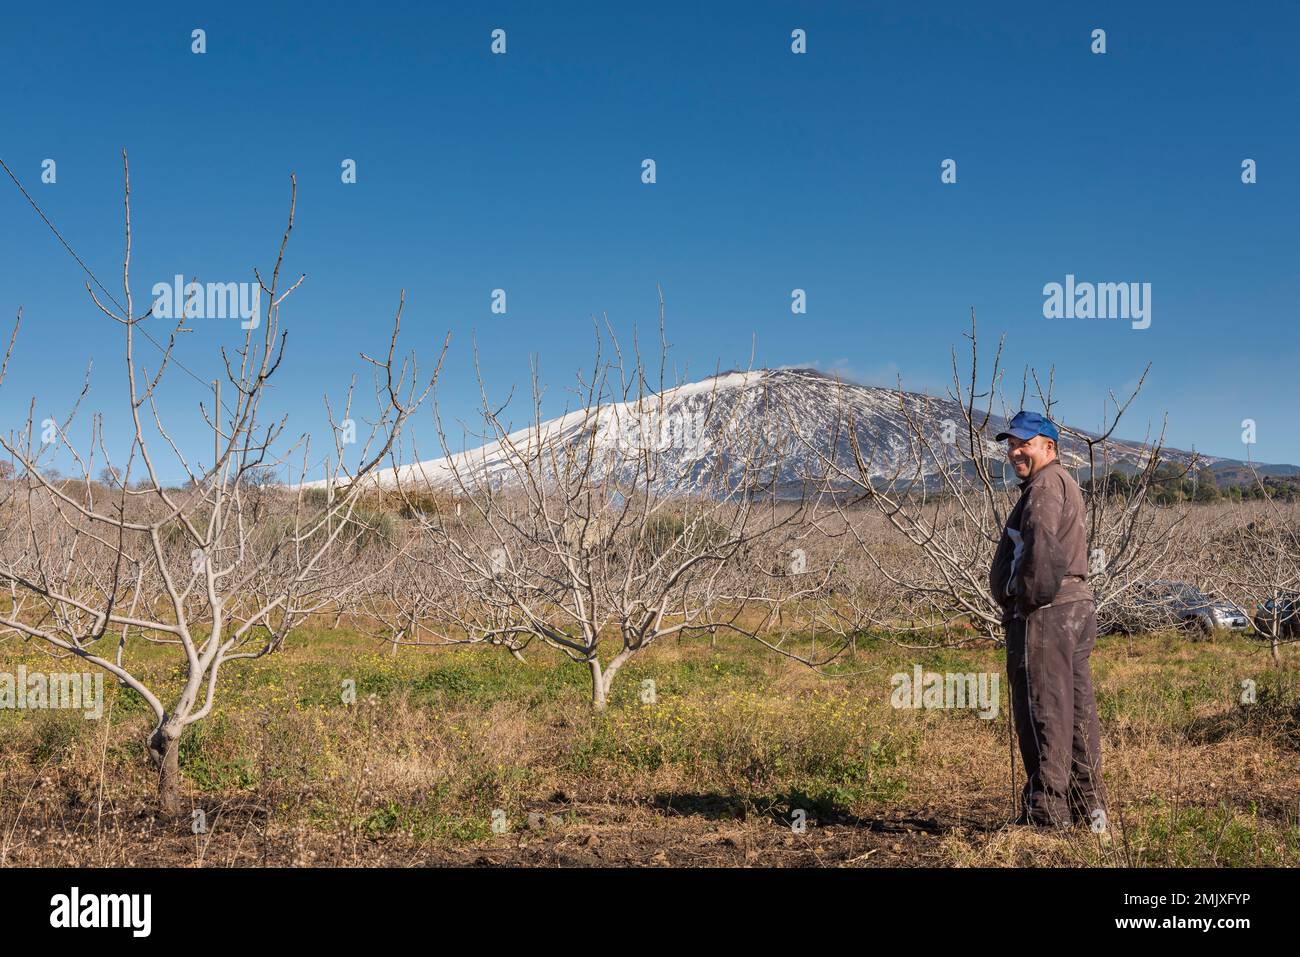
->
xmin=1006 ymin=434 xmax=1055 ymax=479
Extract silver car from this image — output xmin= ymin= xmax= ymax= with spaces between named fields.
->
xmin=1106 ymin=580 xmax=1250 ymax=636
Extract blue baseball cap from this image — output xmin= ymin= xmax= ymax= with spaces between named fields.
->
xmin=996 ymin=410 xmax=1060 ymax=444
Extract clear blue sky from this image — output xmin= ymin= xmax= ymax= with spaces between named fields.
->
xmin=2 ymin=0 xmax=1297 ymax=482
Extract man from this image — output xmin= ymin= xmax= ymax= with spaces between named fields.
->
xmin=988 ymin=411 xmax=1107 ymax=831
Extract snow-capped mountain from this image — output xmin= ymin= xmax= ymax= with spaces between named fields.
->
xmin=320 ymin=368 xmax=1261 ymax=494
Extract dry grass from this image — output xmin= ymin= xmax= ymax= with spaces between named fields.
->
xmin=0 ymin=624 xmax=1296 ymax=867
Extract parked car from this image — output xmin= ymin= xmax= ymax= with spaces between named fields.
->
xmin=1102 ymin=580 xmax=1250 ymax=636
xmin=1251 ymin=591 xmax=1300 ymax=641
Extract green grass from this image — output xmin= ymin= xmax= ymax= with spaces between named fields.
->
xmin=1123 ymin=799 xmax=1300 ymax=866
xmin=1 ymin=623 xmax=1296 ymax=864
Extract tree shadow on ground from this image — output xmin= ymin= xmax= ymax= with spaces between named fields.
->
xmin=646 ymin=791 xmax=1002 ymax=834
xmin=1184 ymin=700 xmax=1300 ymax=750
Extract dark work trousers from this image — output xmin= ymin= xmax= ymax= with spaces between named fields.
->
xmin=1005 ymin=599 xmax=1107 ymax=826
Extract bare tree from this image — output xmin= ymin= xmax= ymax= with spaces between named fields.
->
xmin=1199 ymin=482 xmax=1300 ymax=665
xmin=808 ymin=313 xmax=1175 ymax=645
xmin=361 ymin=306 xmax=833 ymax=709
xmin=0 ymin=153 xmax=444 ymax=817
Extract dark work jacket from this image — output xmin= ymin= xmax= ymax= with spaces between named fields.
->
xmin=989 ymin=459 xmax=1093 ymax=619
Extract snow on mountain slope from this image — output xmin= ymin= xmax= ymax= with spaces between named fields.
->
xmin=312 ymin=368 xmax=1220 ymax=493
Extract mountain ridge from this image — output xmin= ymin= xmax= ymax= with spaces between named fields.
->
xmin=314 ymin=368 xmax=1295 ymax=492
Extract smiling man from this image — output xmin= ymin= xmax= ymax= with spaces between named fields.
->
xmin=988 ymin=411 xmax=1107 ymax=832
